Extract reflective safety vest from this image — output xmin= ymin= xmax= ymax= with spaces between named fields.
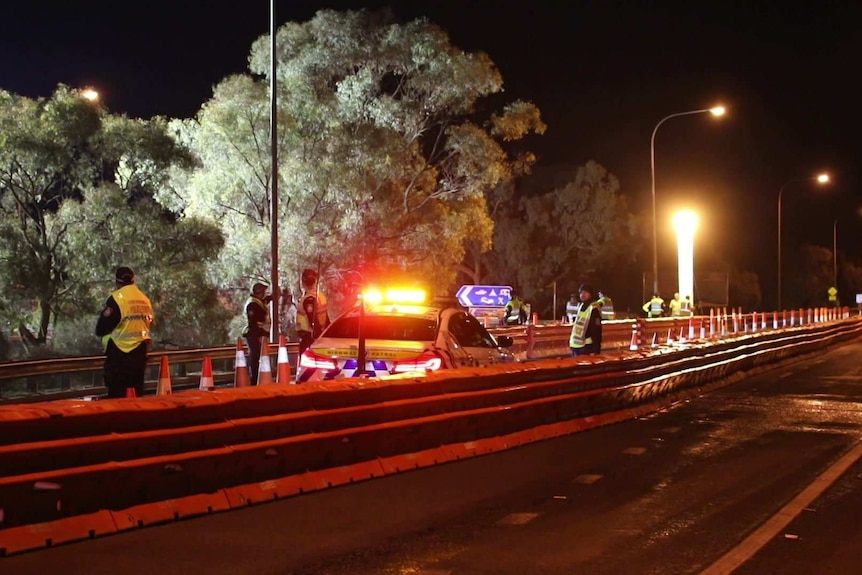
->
xmin=506 ymin=299 xmax=524 ymax=322
xmin=669 ymin=298 xmax=683 ymax=316
xmin=680 ymin=299 xmax=692 ymax=316
xmin=597 ymin=296 xmax=615 ymax=320
xmin=565 ymin=301 xmax=579 ymax=322
xmin=297 ymin=291 xmax=329 ymax=335
xmin=102 ymin=284 xmax=153 ymax=352
xmin=644 ymin=297 xmax=664 ymax=317
xmin=242 ymin=296 xmax=271 ymax=337
xmin=569 ymin=302 xmax=600 ymax=348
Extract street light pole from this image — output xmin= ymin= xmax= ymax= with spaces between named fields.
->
xmin=269 ymin=0 xmax=280 ymax=342
xmin=650 ymin=106 xmax=725 ymax=296
xmin=833 ymin=217 xmax=838 ymax=305
xmin=777 ymin=174 xmax=829 ymax=311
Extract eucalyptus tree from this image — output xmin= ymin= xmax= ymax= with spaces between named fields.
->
xmin=167 ymin=9 xmax=544 ymax=299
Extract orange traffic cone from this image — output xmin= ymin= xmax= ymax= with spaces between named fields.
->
xmin=651 ymin=332 xmax=659 ymax=347
xmin=234 ymin=338 xmax=250 ymax=388
xmin=666 ymin=328 xmax=675 ymax=344
xmin=157 ymin=356 xmax=172 ymax=395
xmin=199 ymin=356 xmax=214 ymax=391
xmin=125 ymin=387 xmax=137 ymax=398
xmin=257 ymin=337 xmax=274 ymax=385
xmin=629 ymin=324 xmax=639 ymax=351
xmin=678 ymin=327 xmax=686 ymax=343
xmin=277 ymin=334 xmax=292 ymax=384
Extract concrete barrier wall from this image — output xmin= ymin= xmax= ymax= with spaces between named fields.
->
xmin=0 ymin=319 xmax=859 ymax=555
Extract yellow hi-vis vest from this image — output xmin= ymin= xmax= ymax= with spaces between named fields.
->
xmin=598 ymin=296 xmax=615 ymax=320
xmin=297 ymin=291 xmax=329 ymax=335
xmin=569 ymin=302 xmax=599 ymax=348
xmin=102 ymin=284 xmax=153 ymax=352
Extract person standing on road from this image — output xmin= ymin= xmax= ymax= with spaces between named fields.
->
xmin=297 ymin=268 xmax=330 ymax=355
xmin=243 ymin=282 xmax=272 ymax=386
xmin=95 ymin=266 xmax=154 ymax=398
xmin=569 ymin=284 xmax=602 ymax=356
xmin=597 ymin=290 xmax=616 ymax=320
xmin=669 ymin=292 xmax=683 ymax=317
xmin=643 ymin=293 xmax=665 ymax=318
xmin=505 ymin=293 xmax=527 ymax=325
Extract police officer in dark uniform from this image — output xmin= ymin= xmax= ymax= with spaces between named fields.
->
xmin=243 ymin=282 xmax=271 ymax=385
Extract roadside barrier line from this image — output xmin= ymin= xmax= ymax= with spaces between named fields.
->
xmin=701 ymin=440 xmax=862 ymax=575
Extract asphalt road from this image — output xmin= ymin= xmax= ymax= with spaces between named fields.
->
xmin=5 ymin=340 xmax=862 ymax=575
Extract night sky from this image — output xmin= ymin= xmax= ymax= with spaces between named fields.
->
xmin=2 ymin=1 xmax=861 ymax=305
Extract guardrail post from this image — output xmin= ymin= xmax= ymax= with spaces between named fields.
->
xmin=526 ymin=324 xmax=535 ymax=360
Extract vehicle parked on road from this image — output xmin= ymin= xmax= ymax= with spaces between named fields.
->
xmin=297 ymin=288 xmax=516 ymax=382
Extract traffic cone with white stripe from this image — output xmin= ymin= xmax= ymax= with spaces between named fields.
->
xmin=157 ymin=355 xmax=172 ymax=395
xmin=234 ymin=337 xmax=250 ymax=388
xmin=666 ymin=328 xmax=675 ymax=344
xmin=257 ymin=337 xmax=274 ymax=385
xmin=629 ymin=323 xmax=639 ymax=351
xmin=199 ymin=356 xmax=214 ymax=391
xmin=651 ymin=332 xmax=659 ymax=347
xmin=277 ymin=334 xmax=292 ymax=384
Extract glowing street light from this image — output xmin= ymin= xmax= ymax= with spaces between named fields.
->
xmin=673 ymin=210 xmax=699 ymax=304
xmin=777 ymin=172 xmax=830 ymax=310
xmin=81 ymin=88 xmax=99 ymax=102
xmin=650 ymin=105 xmax=725 ymax=295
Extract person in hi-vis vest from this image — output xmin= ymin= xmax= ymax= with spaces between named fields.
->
xmin=597 ymin=290 xmax=616 ymax=320
xmin=243 ymin=282 xmax=272 ymax=386
xmin=297 ymin=268 xmax=330 ymax=355
xmin=505 ymin=293 xmax=527 ymax=325
xmin=643 ymin=293 xmax=665 ymax=318
xmin=569 ymin=284 xmax=602 ymax=356
xmin=565 ymin=293 xmax=579 ymax=323
xmin=95 ymin=266 xmax=154 ymax=398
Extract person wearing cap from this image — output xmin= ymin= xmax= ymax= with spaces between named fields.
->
xmin=243 ymin=282 xmax=272 ymax=386
xmin=569 ymin=283 xmax=602 ymax=356
xmin=95 ymin=266 xmax=154 ymax=398
xmin=296 ymin=268 xmax=330 ymax=355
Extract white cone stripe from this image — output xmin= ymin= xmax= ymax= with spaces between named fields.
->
xmin=236 ymin=352 xmax=247 ymax=367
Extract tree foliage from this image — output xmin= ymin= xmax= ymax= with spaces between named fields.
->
xmin=484 ymin=161 xmax=639 ymax=314
xmin=0 ymin=86 xmax=226 ymax=356
xmin=167 ymin=9 xmax=545 ymax=303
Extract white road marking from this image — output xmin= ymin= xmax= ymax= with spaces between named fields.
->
xmin=574 ymin=474 xmax=603 ymax=484
xmin=701 ymin=440 xmax=862 ymax=575
xmin=623 ymin=447 xmax=647 ymax=455
xmin=661 ymin=426 xmax=681 ymax=433
xmin=497 ymin=512 xmax=539 ymax=525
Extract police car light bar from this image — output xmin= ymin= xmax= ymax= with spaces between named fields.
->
xmin=363 ymin=288 xmax=427 ymax=305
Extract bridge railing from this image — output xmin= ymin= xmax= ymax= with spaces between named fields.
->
xmin=0 ymin=307 xmax=850 ymax=403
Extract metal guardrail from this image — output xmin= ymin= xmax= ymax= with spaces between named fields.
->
xmin=1 ymin=308 xmax=849 ymax=403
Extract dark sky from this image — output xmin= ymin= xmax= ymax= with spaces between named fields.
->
xmin=2 ymin=1 xmax=861 ymax=304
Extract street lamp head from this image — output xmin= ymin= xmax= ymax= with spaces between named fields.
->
xmin=81 ymin=88 xmax=99 ymax=102
xmin=673 ymin=209 xmax=699 ymax=235
xmin=709 ymin=106 xmax=726 ymax=117
xmin=816 ymin=173 xmax=829 ymax=184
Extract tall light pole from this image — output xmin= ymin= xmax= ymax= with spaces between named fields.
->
xmin=777 ymin=173 xmax=829 ymax=311
xmin=833 ymin=217 xmax=838 ymax=306
xmin=650 ymin=105 xmax=725 ymax=296
xmin=673 ymin=210 xmax=699 ymax=303
xmin=269 ymin=0 xmax=280 ymax=342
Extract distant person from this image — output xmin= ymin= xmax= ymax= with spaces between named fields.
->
xmin=505 ymin=293 xmax=527 ymax=326
xmin=681 ymin=295 xmax=694 ymax=317
xmin=565 ymin=293 xmax=579 ymax=323
xmin=643 ymin=293 xmax=665 ymax=318
xmin=297 ymin=268 xmax=331 ymax=354
xmin=569 ymin=284 xmax=602 ymax=356
xmin=279 ymin=290 xmax=298 ymax=340
xmin=243 ymin=282 xmax=272 ymax=386
xmin=669 ymin=292 xmax=683 ymax=317
xmin=95 ymin=266 xmax=154 ymax=398
xmin=597 ymin=290 xmax=616 ymax=320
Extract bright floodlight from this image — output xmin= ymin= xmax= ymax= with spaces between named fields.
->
xmin=817 ymin=173 xmax=829 ymax=183
xmin=709 ymin=106 xmax=726 ymax=116
xmin=673 ymin=210 xmax=699 ymax=306
xmin=81 ymin=89 xmax=99 ymax=102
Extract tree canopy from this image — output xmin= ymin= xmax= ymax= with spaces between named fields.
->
xmin=167 ymin=9 xmax=545 ymax=303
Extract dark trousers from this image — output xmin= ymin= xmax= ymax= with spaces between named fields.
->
xmin=298 ymin=331 xmax=314 ymax=356
xmin=104 ymin=340 xmax=148 ymax=398
xmin=571 ymin=344 xmax=600 ymax=357
xmin=245 ymin=334 xmax=264 ymax=386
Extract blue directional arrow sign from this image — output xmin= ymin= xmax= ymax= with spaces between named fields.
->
xmin=456 ymin=285 xmax=513 ymax=307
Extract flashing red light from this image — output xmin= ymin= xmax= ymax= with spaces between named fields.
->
xmin=299 ymin=350 xmax=338 ymax=371
xmin=392 ymin=351 xmax=444 ymax=372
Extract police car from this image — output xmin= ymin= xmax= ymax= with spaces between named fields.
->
xmin=297 ymin=288 xmax=516 ymax=382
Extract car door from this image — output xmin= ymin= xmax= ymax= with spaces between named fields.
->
xmin=445 ymin=311 xmax=510 ymax=367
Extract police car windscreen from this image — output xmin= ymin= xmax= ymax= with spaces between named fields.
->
xmin=324 ymin=316 xmax=437 ymax=341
